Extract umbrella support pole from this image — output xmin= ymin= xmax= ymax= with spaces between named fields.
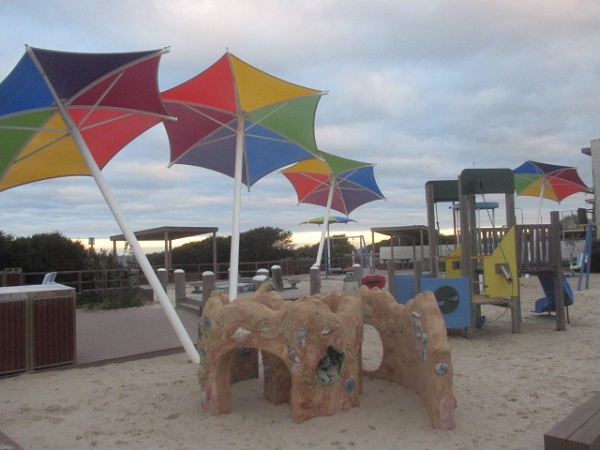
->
xmin=228 ymin=117 xmax=245 ymax=300
xmin=68 ymin=125 xmax=200 ymax=364
xmin=315 ymin=180 xmax=336 ymax=271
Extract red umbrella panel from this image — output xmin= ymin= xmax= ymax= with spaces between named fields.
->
xmin=0 ymin=46 xmax=199 ymax=363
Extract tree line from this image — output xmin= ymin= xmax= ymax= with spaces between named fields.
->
xmin=0 ymin=227 xmax=359 ymax=273
xmin=0 ymin=231 xmax=121 ymax=273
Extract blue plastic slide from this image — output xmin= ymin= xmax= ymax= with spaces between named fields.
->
xmin=533 ymin=274 xmax=574 ymax=313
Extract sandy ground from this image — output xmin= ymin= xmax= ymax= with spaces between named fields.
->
xmin=1 ymin=272 xmax=599 ymax=450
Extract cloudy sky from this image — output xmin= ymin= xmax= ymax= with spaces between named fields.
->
xmin=1 ymin=0 xmax=599 ymax=252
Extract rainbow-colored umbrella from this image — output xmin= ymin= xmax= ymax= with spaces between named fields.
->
xmin=513 ymin=160 xmax=590 ymax=202
xmin=282 ymin=151 xmax=385 ymax=216
xmin=302 ymin=216 xmax=356 ymax=272
xmin=283 ymin=151 xmax=384 ymax=266
xmin=0 ymin=47 xmax=168 ymax=190
xmin=301 ymin=216 xmax=356 ymax=225
xmin=161 ymin=52 xmax=325 ymax=298
xmin=513 ymin=160 xmax=591 ymax=222
xmin=0 ymin=46 xmax=198 ymax=363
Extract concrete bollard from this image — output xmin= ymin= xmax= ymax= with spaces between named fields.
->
xmin=253 ymin=274 xmax=268 ymax=291
xmin=157 ymin=268 xmax=168 ymax=302
xmin=310 ymin=264 xmax=321 ymax=295
xmin=387 ymin=259 xmax=396 ymax=300
xmin=352 ymin=263 xmax=362 ymax=287
xmin=271 ymin=265 xmax=284 ymax=291
xmin=202 ymin=271 xmax=216 ymax=303
xmin=256 ymin=268 xmax=269 ymax=279
xmin=342 ymin=277 xmax=360 ymax=297
xmin=174 ymin=269 xmax=186 ymax=301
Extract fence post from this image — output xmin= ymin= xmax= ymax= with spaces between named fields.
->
xmin=352 ymin=263 xmax=362 ymax=288
xmin=342 ymin=267 xmax=359 ymax=297
xmin=157 ymin=268 xmax=168 ymax=302
xmin=310 ymin=264 xmax=321 ymax=295
xmin=174 ymin=269 xmax=186 ymax=301
xmin=202 ymin=271 xmax=216 ymax=303
xmin=271 ymin=265 xmax=284 ymax=291
xmin=387 ymin=259 xmax=396 ymax=300
xmin=256 ymin=268 xmax=269 ymax=280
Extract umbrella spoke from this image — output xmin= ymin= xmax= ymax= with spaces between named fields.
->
xmin=13 ymin=131 xmax=71 ymax=163
xmin=73 ymin=69 xmax=125 ymax=128
xmin=180 ymin=102 xmax=236 ymax=130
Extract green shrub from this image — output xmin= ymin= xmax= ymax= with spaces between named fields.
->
xmin=77 ymin=286 xmax=145 ymax=310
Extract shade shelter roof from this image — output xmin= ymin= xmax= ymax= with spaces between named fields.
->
xmin=110 ymin=226 xmax=218 ymax=271
xmin=371 ymin=225 xmax=429 ymax=269
xmin=371 ymin=225 xmax=429 ymax=244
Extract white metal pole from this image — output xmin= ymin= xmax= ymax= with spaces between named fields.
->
xmin=68 ymin=126 xmax=200 ymax=363
xmin=229 ymin=117 xmax=245 ymax=300
xmin=537 ymin=180 xmax=546 ymax=224
xmin=315 ymin=179 xmax=336 ymax=268
xmin=28 ymin=46 xmax=198 ymax=362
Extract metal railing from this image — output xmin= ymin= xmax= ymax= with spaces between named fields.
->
xmin=0 ymin=257 xmax=318 ymax=290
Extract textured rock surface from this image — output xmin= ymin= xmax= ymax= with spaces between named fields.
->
xmin=197 ymin=284 xmax=456 ymax=429
xmin=197 ymin=285 xmax=362 ymax=423
xmin=360 ymin=286 xmax=456 ymax=429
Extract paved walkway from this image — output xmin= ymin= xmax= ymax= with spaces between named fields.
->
xmin=72 ymin=274 xmax=350 ymax=368
xmin=75 ymin=303 xmax=199 ymax=367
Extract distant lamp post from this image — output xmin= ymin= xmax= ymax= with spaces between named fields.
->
xmin=88 ymin=237 xmax=95 ymax=251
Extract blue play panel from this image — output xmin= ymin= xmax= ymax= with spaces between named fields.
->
xmin=421 ymin=277 xmax=471 ymax=329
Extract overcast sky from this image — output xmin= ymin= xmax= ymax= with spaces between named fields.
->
xmin=1 ymin=0 xmax=599 ymax=252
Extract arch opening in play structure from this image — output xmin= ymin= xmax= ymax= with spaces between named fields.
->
xmin=361 ymin=324 xmax=384 ymax=372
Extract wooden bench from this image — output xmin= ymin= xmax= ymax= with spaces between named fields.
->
xmin=545 ymin=392 xmax=600 ymax=450
xmin=285 ymin=278 xmax=300 ymax=289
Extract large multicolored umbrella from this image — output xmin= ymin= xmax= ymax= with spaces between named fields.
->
xmin=161 ymin=51 xmax=325 ymax=298
xmin=301 ymin=216 xmax=356 ymax=273
xmin=301 ymin=215 xmax=357 ymax=247
xmin=513 ymin=160 xmax=591 ymax=222
xmin=282 ymin=151 xmax=385 ymax=266
xmin=301 ymin=216 xmax=356 ymax=226
xmin=0 ymin=46 xmax=199 ymax=363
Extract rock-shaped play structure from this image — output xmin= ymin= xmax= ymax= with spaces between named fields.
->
xmin=197 ymin=284 xmax=456 ymax=429
xmin=360 ymin=286 xmax=456 ymax=429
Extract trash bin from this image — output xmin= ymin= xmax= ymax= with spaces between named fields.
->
xmin=344 ymin=267 xmax=355 ymax=279
xmin=361 ymin=275 xmax=387 ymax=289
xmin=0 ymin=294 xmax=27 ymax=375
xmin=0 ymin=284 xmax=76 ymax=375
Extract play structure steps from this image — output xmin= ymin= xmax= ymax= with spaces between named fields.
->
xmin=176 ymin=297 xmax=204 ymax=316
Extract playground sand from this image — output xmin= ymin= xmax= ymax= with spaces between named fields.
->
xmin=1 ymin=273 xmax=598 ymax=449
